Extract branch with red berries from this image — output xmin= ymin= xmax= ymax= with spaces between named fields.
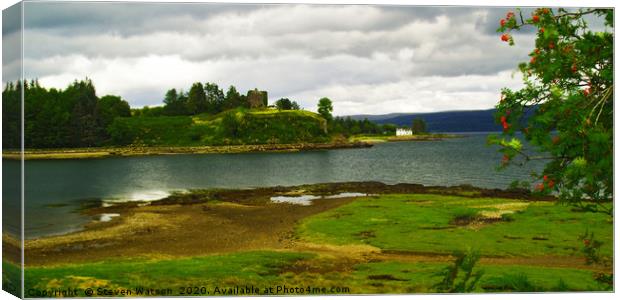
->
xmin=490 ymin=7 xmax=613 ymax=215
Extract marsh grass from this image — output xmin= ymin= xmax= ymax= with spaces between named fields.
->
xmin=297 ymin=194 xmax=612 ymax=257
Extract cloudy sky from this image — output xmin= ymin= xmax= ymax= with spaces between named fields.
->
xmin=3 ymin=2 xmax=546 ymax=115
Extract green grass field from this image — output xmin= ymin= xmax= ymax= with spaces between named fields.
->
xmin=7 ymin=252 xmax=608 ymax=296
xmin=11 ymin=192 xmax=613 ymax=296
xmin=297 ymin=194 xmax=613 ymax=257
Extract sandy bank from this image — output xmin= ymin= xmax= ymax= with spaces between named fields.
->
xmin=2 ymin=142 xmax=372 ymax=160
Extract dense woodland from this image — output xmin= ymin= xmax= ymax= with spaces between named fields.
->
xmin=2 ymin=79 xmax=130 ymax=148
xmin=2 ymin=79 xmax=396 ymax=149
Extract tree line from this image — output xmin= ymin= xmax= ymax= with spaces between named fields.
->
xmin=2 ymin=79 xmax=130 ymax=148
xmin=2 ymin=79 xmax=395 ymax=149
xmin=330 ymin=117 xmax=397 ymax=136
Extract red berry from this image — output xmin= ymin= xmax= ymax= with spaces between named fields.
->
xmin=506 ymin=12 xmax=515 ymax=19
xmin=501 ymin=33 xmax=510 ymax=42
xmin=500 ymin=19 xmax=507 ymax=27
xmin=571 ymin=64 xmax=577 ymax=73
xmin=583 ymin=88 xmax=591 ymax=96
xmin=534 ymin=48 xmax=540 ymax=54
xmin=536 ymin=183 xmax=545 ymax=191
xmin=543 ymin=175 xmax=548 ymax=181
xmin=548 ymin=180 xmax=555 ymax=189
xmin=500 ymin=116 xmax=507 ymax=123
xmin=502 ymin=155 xmax=510 ymax=163
xmin=532 ymin=15 xmax=540 ymax=23
xmin=539 ymin=27 xmax=545 ymax=33
xmin=584 ymin=239 xmax=591 ymax=246
xmin=530 ymin=56 xmax=536 ymax=64
xmin=552 ymin=136 xmax=560 ymax=144
xmin=548 ymin=42 xmax=555 ymax=49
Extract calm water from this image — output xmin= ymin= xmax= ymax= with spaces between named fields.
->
xmin=2 ymin=133 xmax=545 ymax=239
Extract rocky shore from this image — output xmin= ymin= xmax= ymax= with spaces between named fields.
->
xmin=2 ymin=142 xmax=373 ymax=160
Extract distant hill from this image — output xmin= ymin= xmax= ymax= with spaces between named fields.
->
xmin=347 ymin=108 xmax=502 ymax=133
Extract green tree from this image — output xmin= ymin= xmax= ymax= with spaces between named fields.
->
xmin=98 ymin=95 xmax=130 ymax=124
xmin=275 ymin=98 xmax=293 ymax=110
xmin=187 ymin=82 xmax=207 ymax=114
xmin=2 ymin=82 xmax=21 ymax=148
xmin=65 ymin=79 xmax=101 ymax=147
xmin=382 ymin=124 xmax=397 ymax=135
xmin=107 ymin=118 xmax=137 ymax=145
xmin=205 ymin=82 xmax=225 ymax=114
xmin=491 ymin=8 xmax=613 ymax=215
xmin=238 ymin=94 xmax=249 ymax=108
xmin=411 ymin=118 xmax=427 ymax=134
xmin=97 ymin=95 xmax=131 ymax=143
xmin=163 ymin=88 xmax=178 ymax=106
xmin=163 ymin=88 xmax=188 ymax=116
xmin=224 ymin=85 xmax=242 ymax=110
xmin=317 ymin=97 xmax=333 ymax=121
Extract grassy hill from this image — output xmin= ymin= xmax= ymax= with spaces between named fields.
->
xmin=107 ymin=108 xmax=330 ymax=146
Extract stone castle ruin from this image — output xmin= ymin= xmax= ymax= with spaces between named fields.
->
xmin=247 ymin=89 xmax=268 ymax=108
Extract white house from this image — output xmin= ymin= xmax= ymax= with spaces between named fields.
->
xmin=396 ymin=128 xmax=413 ymax=136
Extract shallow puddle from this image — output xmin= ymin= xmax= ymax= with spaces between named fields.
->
xmin=99 ymin=213 xmax=120 ymax=222
xmin=270 ymin=192 xmax=370 ymax=205
xmin=325 ymin=192 xmax=369 ymax=199
xmin=270 ymin=195 xmax=321 ymax=205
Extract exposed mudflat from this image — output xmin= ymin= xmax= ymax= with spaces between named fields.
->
xmin=7 ymin=181 xmax=601 ymax=274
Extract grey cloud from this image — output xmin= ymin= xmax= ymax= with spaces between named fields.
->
xmin=3 ymin=3 xmax=22 ymax=83
xmin=21 ymin=5 xmax=532 ymax=78
xmin=2 ymin=2 xmax=21 ymax=36
xmin=11 ymin=2 xmax=611 ymax=114
xmin=22 ymin=2 xmax=258 ymax=36
xmin=22 ymin=2 xmax=418 ymax=36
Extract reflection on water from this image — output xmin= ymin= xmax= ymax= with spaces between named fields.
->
xmin=101 ymin=190 xmax=172 ymax=207
xmin=99 ymin=213 xmax=120 ymax=222
xmin=270 ymin=192 xmax=371 ymax=205
xmin=325 ymin=192 xmax=368 ymax=199
xmin=270 ymin=195 xmax=321 ymax=205
xmin=4 ymin=133 xmax=545 ymax=239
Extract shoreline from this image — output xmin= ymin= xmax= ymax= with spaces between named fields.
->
xmin=5 ymin=181 xmax=612 ymax=294
xmin=350 ymin=133 xmax=464 ymax=143
xmin=2 ymin=133 xmax=466 ymax=160
xmin=2 ymin=141 xmax=373 ymax=160
xmin=5 ymin=181 xmax=556 ymax=266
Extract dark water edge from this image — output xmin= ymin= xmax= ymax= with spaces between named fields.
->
xmin=2 ymin=133 xmax=545 ymax=239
